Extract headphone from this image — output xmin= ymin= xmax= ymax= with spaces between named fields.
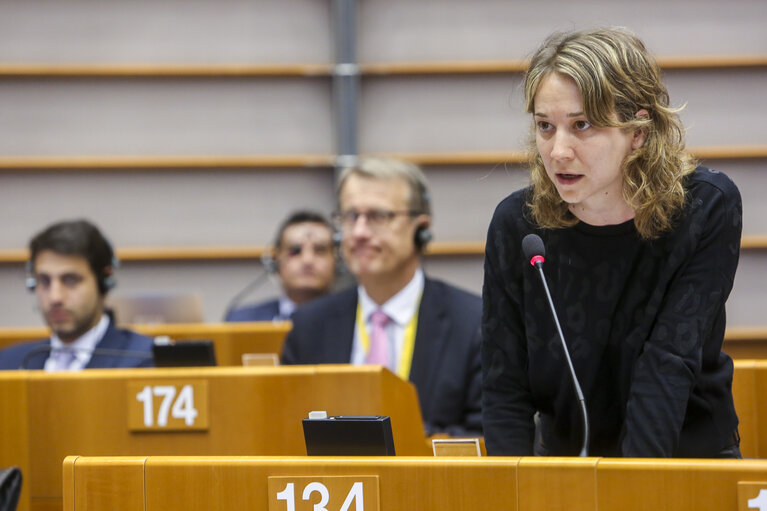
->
xmin=411 ymin=171 xmax=433 ymax=251
xmin=261 ymin=228 xmax=345 ymax=276
xmin=414 ymin=225 xmax=433 ymax=251
xmin=25 ymin=256 xmax=119 ymax=295
xmin=334 ymin=178 xmax=433 ymax=251
xmin=331 ymin=221 xmax=432 ymax=251
xmin=261 ymin=252 xmax=279 ymax=275
xmin=24 ymin=263 xmax=36 ymax=292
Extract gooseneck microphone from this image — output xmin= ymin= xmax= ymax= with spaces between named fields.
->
xmin=522 ymin=233 xmax=589 ymax=457
xmin=221 ymin=262 xmax=273 ymax=321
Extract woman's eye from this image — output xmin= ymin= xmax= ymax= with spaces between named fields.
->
xmin=536 ymin=121 xmax=552 ymax=131
xmin=574 ymin=120 xmax=591 ymax=131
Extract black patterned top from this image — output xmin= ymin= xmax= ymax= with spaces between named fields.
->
xmin=481 ymin=166 xmax=742 ymax=457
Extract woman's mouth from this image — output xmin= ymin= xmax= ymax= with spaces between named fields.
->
xmin=556 ymin=173 xmax=583 ymax=185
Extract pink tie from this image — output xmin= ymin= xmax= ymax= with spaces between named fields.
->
xmin=366 ymin=309 xmax=391 ymax=367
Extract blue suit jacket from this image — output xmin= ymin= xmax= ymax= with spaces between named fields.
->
xmin=225 ymin=299 xmax=281 ymax=322
xmin=281 ymin=278 xmax=482 ymax=436
xmin=0 ymin=322 xmax=155 ymax=370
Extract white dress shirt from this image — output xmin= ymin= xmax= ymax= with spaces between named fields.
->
xmin=44 ymin=314 xmax=110 ymax=372
xmin=277 ymin=297 xmax=297 ymax=321
xmin=350 ymin=268 xmax=425 ymax=373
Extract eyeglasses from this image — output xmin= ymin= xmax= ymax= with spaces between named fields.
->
xmin=332 ymin=209 xmax=419 ymax=231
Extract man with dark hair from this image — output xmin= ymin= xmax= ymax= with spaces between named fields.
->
xmin=0 ymin=219 xmax=154 ymax=370
xmin=225 ymin=210 xmax=337 ymax=322
xmin=281 ymin=158 xmax=482 ymax=436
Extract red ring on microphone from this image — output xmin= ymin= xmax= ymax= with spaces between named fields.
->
xmin=529 ymin=255 xmax=545 ymax=266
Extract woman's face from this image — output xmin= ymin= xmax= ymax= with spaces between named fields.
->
xmin=533 ymin=72 xmax=645 ymax=224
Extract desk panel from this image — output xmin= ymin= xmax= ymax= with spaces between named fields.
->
xmin=4 ymin=324 xmax=766 ymax=362
xmin=136 ymin=321 xmax=289 ymax=365
xmin=596 ymin=458 xmax=767 ymax=510
xmin=4 ymin=360 xmax=767 ymax=511
xmin=0 ymin=321 xmax=290 ymax=366
xmin=65 ymin=457 xmax=145 ymax=511
xmin=755 ymin=361 xmax=767 ymax=457
xmin=2 ymin=366 xmax=428 ymax=511
xmin=733 ymin=360 xmax=767 ymax=458
xmin=0 ymin=373 xmax=30 ymax=509
xmin=517 ymin=457 xmax=597 ymax=510
xmin=724 ymin=328 xmax=767 ymax=359
xmin=64 ymin=456 xmax=767 ymax=511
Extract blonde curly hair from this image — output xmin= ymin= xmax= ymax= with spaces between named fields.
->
xmin=524 ymin=27 xmax=696 ymax=239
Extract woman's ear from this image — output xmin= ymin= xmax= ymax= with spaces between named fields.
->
xmin=632 ymin=109 xmax=649 ymax=149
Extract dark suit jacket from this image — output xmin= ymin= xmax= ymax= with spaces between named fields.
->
xmin=225 ymin=299 xmax=281 ymax=322
xmin=0 ymin=322 xmax=155 ymax=370
xmin=282 ymin=278 xmax=482 ymax=436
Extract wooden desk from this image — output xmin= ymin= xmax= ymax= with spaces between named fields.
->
xmin=0 ymin=366 xmax=429 ymax=511
xmin=0 ymin=321 xmax=291 ymax=366
xmin=725 ymin=327 xmax=767 ymax=359
xmin=2 ymin=324 xmax=766 ymax=363
xmin=732 ymin=360 xmax=767 ymax=459
xmin=3 ymin=359 xmax=766 ymax=510
xmin=63 ymin=455 xmax=767 ymax=511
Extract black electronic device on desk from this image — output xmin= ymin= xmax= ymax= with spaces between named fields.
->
xmin=152 ymin=339 xmax=217 ymax=367
xmin=302 ymin=412 xmax=396 ymax=456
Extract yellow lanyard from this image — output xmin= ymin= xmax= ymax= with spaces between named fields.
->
xmin=355 ymin=294 xmax=421 ymax=380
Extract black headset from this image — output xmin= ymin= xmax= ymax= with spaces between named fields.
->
xmin=331 ymin=176 xmax=433 ymax=252
xmin=414 ymin=225 xmax=433 ymax=250
xmin=25 ymin=256 xmax=119 ymax=295
xmin=262 ymin=228 xmax=345 ymax=276
xmin=331 ymin=213 xmax=433 ymax=251
xmin=260 ymin=252 xmax=279 ymax=275
xmin=412 ymin=181 xmax=433 ymax=251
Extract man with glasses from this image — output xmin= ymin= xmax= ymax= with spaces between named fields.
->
xmin=225 ymin=211 xmax=337 ymax=322
xmin=281 ymin=158 xmax=482 ymax=436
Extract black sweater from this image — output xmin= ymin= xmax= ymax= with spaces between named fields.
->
xmin=481 ymin=166 xmax=742 ymax=457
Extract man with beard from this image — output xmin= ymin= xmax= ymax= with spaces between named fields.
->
xmin=0 ymin=219 xmax=153 ymax=370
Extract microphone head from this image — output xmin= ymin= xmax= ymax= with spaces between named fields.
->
xmin=522 ymin=234 xmax=546 ymax=266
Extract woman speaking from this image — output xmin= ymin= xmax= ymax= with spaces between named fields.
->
xmin=481 ymin=27 xmax=742 ymax=458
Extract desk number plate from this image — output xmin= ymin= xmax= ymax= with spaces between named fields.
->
xmin=739 ymin=482 xmax=767 ymax=511
xmin=268 ymin=476 xmax=379 ymax=511
xmin=127 ymin=380 xmax=209 ymax=431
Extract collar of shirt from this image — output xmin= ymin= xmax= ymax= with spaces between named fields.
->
xmin=351 ymin=267 xmax=425 ymax=369
xmin=46 ymin=314 xmax=110 ymax=371
xmin=358 ymin=267 xmax=425 ymax=328
xmin=277 ymin=297 xmax=297 ymax=320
